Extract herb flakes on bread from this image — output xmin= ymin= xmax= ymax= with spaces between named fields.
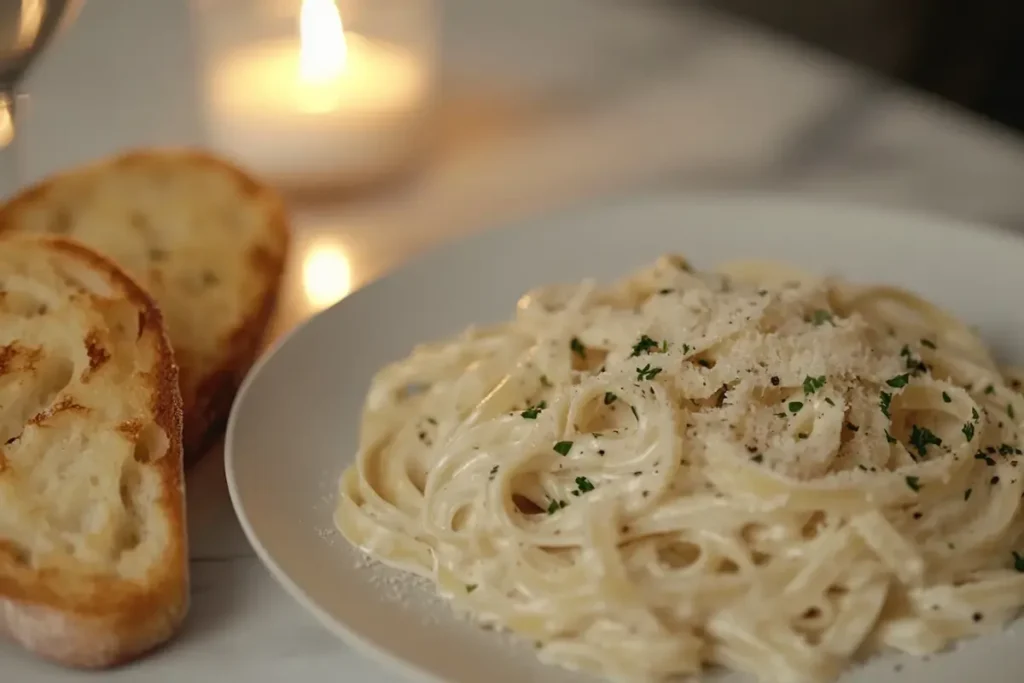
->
xmin=0 ymin=149 xmax=290 ymax=464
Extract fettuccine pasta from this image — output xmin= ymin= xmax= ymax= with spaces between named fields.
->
xmin=335 ymin=255 xmax=1024 ymax=683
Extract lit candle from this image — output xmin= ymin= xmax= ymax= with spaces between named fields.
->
xmin=204 ymin=0 xmax=431 ymax=187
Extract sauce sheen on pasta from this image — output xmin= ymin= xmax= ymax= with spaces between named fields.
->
xmin=335 ymin=255 xmax=1024 ymax=683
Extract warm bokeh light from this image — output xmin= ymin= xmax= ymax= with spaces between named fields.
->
xmin=16 ymin=0 xmax=44 ymax=51
xmin=299 ymin=0 xmax=347 ymax=83
xmin=0 ymin=98 xmax=14 ymax=149
xmin=302 ymin=242 xmax=353 ymax=310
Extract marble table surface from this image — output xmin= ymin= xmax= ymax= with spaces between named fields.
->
xmin=7 ymin=0 xmax=1024 ymax=681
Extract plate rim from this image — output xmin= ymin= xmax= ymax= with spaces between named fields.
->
xmin=224 ymin=191 xmax=1024 ymax=683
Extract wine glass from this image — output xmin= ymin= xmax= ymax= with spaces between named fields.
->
xmin=0 ymin=0 xmax=82 ymax=148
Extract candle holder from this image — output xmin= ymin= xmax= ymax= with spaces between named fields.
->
xmin=191 ymin=0 xmax=437 ymax=190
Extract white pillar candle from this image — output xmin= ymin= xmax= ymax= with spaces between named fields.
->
xmin=204 ymin=0 xmax=431 ymax=187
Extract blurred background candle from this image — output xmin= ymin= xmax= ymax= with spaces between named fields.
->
xmin=198 ymin=0 xmax=435 ymax=189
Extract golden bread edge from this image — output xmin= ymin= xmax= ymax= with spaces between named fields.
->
xmin=0 ymin=236 xmax=189 ymax=668
xmin=152 ymin=150 xmax=291 ymax=461
xmin=0 ymin=148 xmax=291 ymax=465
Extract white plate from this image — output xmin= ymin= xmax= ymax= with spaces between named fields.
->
xmin=226 ymin=195 xmax=1024 ymax=683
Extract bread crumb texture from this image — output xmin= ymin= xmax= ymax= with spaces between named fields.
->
xmin=0 ymin=237 xmax=183 ymax=607
xmin=0 ymin=150 xmax=290 ymax=460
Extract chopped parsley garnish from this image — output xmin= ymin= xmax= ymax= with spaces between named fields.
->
xmin=1013 ymin=551 xmax=1024 ymax=573
xmin=770 ymin=375 xmax=780 ymax=386
xmin=921 ymin=339 xmax=937 ymax=349
xmin=681 ymin=343 xmax=692 ymax=354
xmin=751 ymin=454 xmax=764 ymax=463
xmin=964 ymin=488 xmax=972 ymax=501
xmin=797 ymin=432 xmax=809 ymax=440
xmin=973 ymin=407 xmax=980 ymax=421
xmin=887 ymin=374 xmax=910 ymax=388
xmin=985 ymin=384 xmax=995 ymax=395
xmin=885 ymin=429 xmax=897 ymax=444
xmin=788 ymin=401 xmax=804 ymax=414
xmin=803 ymin=375 xmax=826 ymax=395
xmin=976 ymin=451 xmax=996 ymax=466
xmin=846 ymin=422 xmax=859 ymax=432
xmin=521 ymin=401 xmax=547 ymax=419
xmin=824 ymin=397 xmax=835 ymax=406
xmin=962 ymin=422 xmax=975 ymax=442
xmin=905 ymin=476 xmax=921 ymax=492
xmin=697 ymin=359 xmax=712 ymax=368
xmin=546 ymin=499 xmax=567 ymax=514
xmin=810 ymin=309 xmax=833 ymax=326
xmin=574 ymin=476 xmax=595 ymax=493
xmin=1000 ymin=443 xmax=1015 ymax=456
xmin=880 ymin=392 xmax=893 ymax=418
xmin=942 ymin=391 xmax=951 ymax=403
xmin=553 ymin=441 xmax=573 ymax=456
xmin=604 ymin=392 xmax=617 ymax=405
xmin=630 ymin=405 xmax=639 ymax=420
xmin=489 ymin=465 xmax=499 ymax=479
xmin=630 ymin=335 xmax=661 ymax=357
xmin=466 ymin=584 xmax=477 ymax=593
xmin=910 ymin=425 xmax=942 ymax=456
xmin=636 ymin=364 xmax=662 ymax=381
xmin=570 ymin=337 xmax=586 ymax=359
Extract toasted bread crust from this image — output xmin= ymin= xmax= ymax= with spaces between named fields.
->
xmin=0 ymin=149 xmax=290 ymax=464
xmin=183 ymin=237 xmax=287 ymax=461
xmin=109 ymin=150 xmax=289 ymax=461
xmin=0 ymin=237 xmax=188 ymax=668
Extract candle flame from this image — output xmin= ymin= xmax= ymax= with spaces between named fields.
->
xmin=299 ymin=0 xmax=347 ymax=83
